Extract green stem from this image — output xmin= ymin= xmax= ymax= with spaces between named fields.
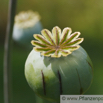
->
xmin=3 ymin=0 xmax=17 ymax=103
xmin=36 ymin=96 xmax=58 ymax=103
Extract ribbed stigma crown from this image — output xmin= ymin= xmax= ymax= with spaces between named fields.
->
xmin=31 ymin=26 xmax=84 ymax=58
xmin=15 ymin=10 xmax=41 ymax=28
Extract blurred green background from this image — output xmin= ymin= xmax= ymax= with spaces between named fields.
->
xmin=1 ymin=0 xmax=103 ymax=103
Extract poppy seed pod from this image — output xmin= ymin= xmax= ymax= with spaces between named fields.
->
xmin=25 ymin=26 xmax=93 ymax=102
xmin=13 ymin=10 xmax=43 ymax=47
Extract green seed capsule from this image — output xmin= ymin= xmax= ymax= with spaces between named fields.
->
xmin=13 ymin=10 xmax=43 ymax=47
xmin=25 ymin=26 xmax=93 ymax=102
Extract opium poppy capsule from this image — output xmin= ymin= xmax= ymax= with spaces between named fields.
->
xmin=13 ymin=10 xmax=43 ymax=48
xmin=25 ymin=26 xmax=93 ymax=102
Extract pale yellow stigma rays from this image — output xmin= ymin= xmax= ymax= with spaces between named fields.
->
xmin=15 ymin=10 xmax=41 ymax=28
xmin=31 ymin=26 xmax=84 ymax=58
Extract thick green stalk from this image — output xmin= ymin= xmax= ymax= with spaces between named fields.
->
xmin=36 ymin=96 xmax=56 ymax=103
xmin=4 ymin=0 xmax=17 ymax=103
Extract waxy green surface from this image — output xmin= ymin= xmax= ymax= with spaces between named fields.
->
xmin=25 ymin=46 xmax=93 ymax=102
